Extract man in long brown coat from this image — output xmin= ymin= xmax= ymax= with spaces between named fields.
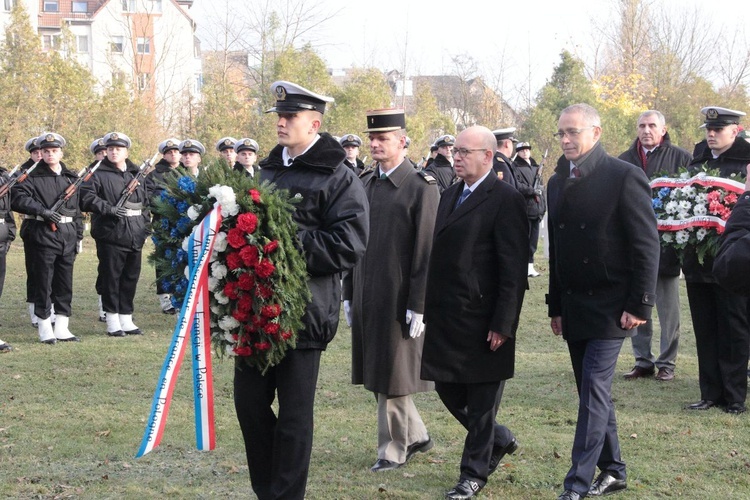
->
xmin=342 ymin=108 xmax=439 ymax=472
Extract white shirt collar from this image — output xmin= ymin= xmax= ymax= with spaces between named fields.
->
xmin=282 ymin=134 xmax=320 ymax=167
xmin=464 ymin=168 xmax=493 ymax=193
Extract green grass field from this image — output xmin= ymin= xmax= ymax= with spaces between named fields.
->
xmin=1 ymin=239 xmax=749 ymax=499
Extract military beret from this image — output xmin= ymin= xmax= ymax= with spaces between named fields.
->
xmin=179 ymin=139 xmax=206 ymax=155
xmin=90 ymin=138 xmax=107 ymax=155
xmin=158 ymin=138 xmax=180 ymax=154
xmin=700 ymin=106 xmax=746 ymax=128
xmin=234 ymin=138 xmax=259 ymax=153
xmin=37 ymin=132 xmax=66 ymax=149
xmin=215 ymin=137 xmax=237 ymax=152
xmin=266 ymin=80 xmax=334 ymax=114
xmin=103 ymin=131 xmax=132 ymax=148
xmin=340 ymin=134 xmax=362 ymax=148
xmin=25 ymin=136 xmax=41 ymax=153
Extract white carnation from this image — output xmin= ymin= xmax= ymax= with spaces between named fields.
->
xmin=662 ymin=232 xmax=674 ymax=243
xmin=677 ymin=211 xmax=690 ymax=220
xmin=678 ymin=200 xmax=692 ymax=212
xmin=207 ymin=276 xmax=219 ymax=291
xmin=695 ymin=193 xmax=708 ymax=204
xmin=680 ymin=186 xmax=696 ymax=198
xmin=665 ymin=201 xmax=679 ymax=214
xmin=182 ymin=236 xmax=190 ymax=251
xmin=214 ymin=291 xmax=230 ymax=304
xmin=213 ymin=232 xmax=228 ymax=252
xmin=223 ymin=332 xmax=235 ymax=343
xmin=218 ymin=315 xmax=240 ymax=332
xmin=693 ymin=204 xmax=707 ymax=216
xmin=187 ymin=204 xmax=202 ymax=221
xmin=210 ymin=304 xmax=223 ymax=315
xmin=211 ymin=262 xmax=228 ymax=279
xmin=675 ymin=230 xmax=689 ymax=244
xmin=696 ymin=228 xmax=708 ymax=241
xmin=679 ymin=172 xmax=690 ymax=179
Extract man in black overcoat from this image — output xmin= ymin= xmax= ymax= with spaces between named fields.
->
xmin=422 ymin=125 xmax=528 ymax=499
xmin=547 ymin=104 xmax=659 ymax=500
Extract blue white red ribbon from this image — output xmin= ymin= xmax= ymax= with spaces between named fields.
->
xmin=136 ymin=205 xmax=222 ymax=458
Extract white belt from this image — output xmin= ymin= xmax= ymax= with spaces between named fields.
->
xmin=124 ymin=209 xmax=142 ymax=216
xmin=0 ymin=219 xmax=4 ymax=224
xmin=25 ymin=215 xmax=73 ymax=223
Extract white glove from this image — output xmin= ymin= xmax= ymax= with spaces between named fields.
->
xmin=76 ymin=240 xmax=83 ymax=254
xmin=343 ymin=300 xmax=352 ymax=327
xmin=405 ymin=310 xmax=425 ymax=338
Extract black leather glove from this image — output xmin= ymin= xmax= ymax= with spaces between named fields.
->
xmin=42 ymin=210 xmax=62 ymax=224
xmin=108 ymin=206 xmax=128 ymax=218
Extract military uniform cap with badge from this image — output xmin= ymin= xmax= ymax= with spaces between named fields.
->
xmin=178 ymin=139 xmax=205 ymax=176
xmin=90 ymin=138 xmax=107 ymax=156
xmin=340 ymin=134 xmax=363 ymax=148
xmin=158 ymin=138 xmax=181 ymax=155
xmin=38 ymin=132 xmax=67 ymax=149
xmin=700 ymin=106 xmax=746 ymax=129
xmin=215 ymin=137 xmax=238 ymax=166
xmin=234 ymin=138 xmax=259 ymax=153
xmin=102 ymin=131 xmax=131 ymax=148
xmin=266 ymin=80 xmax=334 ymax=115
xmin=25 ymin=136 xmax=42 ymax=153
xmin=234 ymin=138 xmax=260 ymax=177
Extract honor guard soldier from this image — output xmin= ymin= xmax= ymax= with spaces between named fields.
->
xmin=81 ymin=132 xmax=152 ymax=337
xmin=491 ymin=127 xmax=518 ymax=188
xmin=340 ymin=134 xmax=365 ymax=175
xmin=512 ymin=142 xmax=547 ymax=277
xmin=233 ymin=138 xmax=259 ymax=177
xmin=0 ymin=155 xmax=17 ymax=349
xmin=423 ymin=134 xmax=456 ymax=193
xmin=216 ymin=137 xmax=238 ymax=166
xmin=90 ymin=137 xmax=108 ymax=321
xmin=21 ymin=136 xmax=45 ymax=327
xmin=12 ymin=133 xmax=82 ymax=344
xmin=152 ymin=138 xmax=183 ymax=314
xmin=234 ymin=80 xmax=369 ymax=500
xmin=179 ymin=139 xmax=205 ymax=176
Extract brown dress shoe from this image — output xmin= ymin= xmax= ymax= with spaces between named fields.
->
xmin=623 ymin=365 xmax=655 ymax=379
xmin=656 ymin=367 xmax=674 ymax=381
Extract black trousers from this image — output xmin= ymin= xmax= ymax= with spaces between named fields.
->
xmin=528 ymin=218 xmax=540 ymax=263
xmin=33 ymin=246 xmax=75 ymax=319
xmin=234 ymin=349 xmax=322 ymax=500
xmin=97 ymin=242 xmax=141 ymax=314
xmin=686 ymin=282 xmax=749 ymax=404
xmin=434 ymin=379 xmax=512 ymax=485
xmin=24 ymin=238 xmax=35 ymax=302
xmin=0 ymin=245 xmax=6 ymax=299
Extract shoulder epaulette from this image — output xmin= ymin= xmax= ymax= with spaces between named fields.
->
xmin=418 ymin=170 xmax=437 ymax=184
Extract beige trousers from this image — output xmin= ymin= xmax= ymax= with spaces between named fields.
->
xmin=376 ymin=393 xmax=429 ymax=463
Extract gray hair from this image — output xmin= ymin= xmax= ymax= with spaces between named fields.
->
xmin=638 ymin=110 xmax=666 ymax=127
xmin=561 ymin=103 xmax=601 ymax=127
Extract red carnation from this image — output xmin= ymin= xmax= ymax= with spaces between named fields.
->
xmin=254 ymin=341 xmax=271 ymax=351
xmin=263 ymin=240 xmax=279 ymax=254
xmin=238 ymin=272 xmax=255 ymax=291
xmin=234 ymin=345 xmax=252 ymax=356
xmin=249 ymin=189 xmax=262 ymax=204
xmin=238 ymin=293 xmax=253 ymax=311
xmin=251 ymin=314 xmax=268 ymax=329
xmin=264 ymin=322 xmax=280 ymax=336
xmin=233 ymin=308 xmax=250 ymax=322
xmin=255 ymin=259 xmax=276 ymax=279
xmin=261 ymin=304 xmax=282 ymax=318
xmin=226 ymin=251 xmax=243 ymax=270
xmin=255 ymin=284 xmax=273 ymax=299
xmin=724 ymin=193 xmax=738 ymax=205
xmin=236 ymin=212 xmax=258 ymax=234
xmin=227 ymin=227 xmax=247 ymax=248
xmin=223 ymin=281 xmax=239 ymax=300
xmin=239 ymin=245 xmax=260 ymax=267
xmin=281 ymin=330 xmax=293 ymax=341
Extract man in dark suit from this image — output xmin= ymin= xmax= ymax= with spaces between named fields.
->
xmin=547 ymin=104 xmax=659 ymax=500
xmin=422 ymin=125 xmax=528 ymax=499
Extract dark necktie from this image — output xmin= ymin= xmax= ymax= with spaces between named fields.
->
xmin=571 ymin=166 xmax=581 ymax=178
xmin=455 ymin=188 xmax=471 ymax=208
xmin=380 ymin=173 xmax=387 ymax=180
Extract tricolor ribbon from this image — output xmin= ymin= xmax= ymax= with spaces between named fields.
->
xmin=136 ymin=204 xmax=223 ymax=458
xmin=650 ymin=174 xmax=745 ymax=232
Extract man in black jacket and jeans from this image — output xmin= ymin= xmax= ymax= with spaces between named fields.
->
xmin=233 ymin=81 xmax=369 ymax=500
xmin=618 ymin=110 xmax=691 ymax=382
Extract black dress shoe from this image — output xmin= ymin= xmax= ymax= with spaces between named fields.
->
xmin=40 ymin=338 xmax=57 ymax=345
xmin=445 ymin=478 xmax=482 ymax=499
xmin=107 ymin=330 xmax=126 ymax=337
xmin=489 ymin=437 xmax=518 ymax=474
xmin=406 ymin=437 xmax=434 ymax=462
xmin=588 ymin=471 xmax=627 ymax=496
xmin=58 ymin=336 xmax=80 ymax=342
xmin=162 ymin=307 xmax=176 ymax=315
xmin=685 ymin=399 xmax=716 ymax=410
xmin=98 ymin=314 xmax=106 ymax=322
xmin=623 ymin=365 xmax=655 ymax=379
xmin=370 ymin=458 xmax=402 ymax=472
xmin=724 ymin=402 xmax=747 ymax=414
xmin=125 ymin=328 xmax=143 ymax=335
xmin=557 ymin=490 xmax=581 ymax=500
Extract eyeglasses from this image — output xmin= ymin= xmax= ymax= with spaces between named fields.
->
xmin=453 ymin=147 xmax=487 ymax=157
xmin=553 ymin=126 xmax=595 ymax=139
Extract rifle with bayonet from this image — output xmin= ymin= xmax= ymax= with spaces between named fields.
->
xmin=48 ymin=160 xmax=102 ymax=231
xmin=0 ymin=162 xmax=39 ymax=198
xmin=532 ymin=149 xmax=548 ymax=196
xmin=115 ymin=153 xmax=159 ymax=208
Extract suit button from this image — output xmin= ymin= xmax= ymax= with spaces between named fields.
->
xmin=583 ymin=257 xmax=589 ymax=264
xmin=559 ymin=223 xmax=565 ymax=229
xmin=587 ymin=290 xmax=593 ymax=296
xmin=580 ymin=223 xmax=586 ymax=229
xmin=566 ymin=289 xmax=572 ymax=295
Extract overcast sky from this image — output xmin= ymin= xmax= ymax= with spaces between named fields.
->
xmin=190 ymin=0 xmax=749 ymax=108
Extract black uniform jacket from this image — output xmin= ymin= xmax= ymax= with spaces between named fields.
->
xmin=493 ymin=152 xmax=517 ymax=189
xmin=547 ymin=143 xmax=659 ymax=342
xmin=683 ymin=137 xmax=750 ymax=283
xmin=80 ymin=158 xmax=151 ymax=251
xmin=714 ymin=191 xmax=750 ymax=295
xmin=422 ymin=174 xmax=529 ymax=384
xmin=259 ymin=132 xmax=369 ymax=350
xmin=618 ymin=133 xmax=692 ymax=277
xmin=232 ymin=161 xmax=259 ymax=178
xmin=512 ymin=157 xmax=546 ymax=219
xmin=423 ymin=154 xmax=455 ymax=193
xmin=11 ymin=160 xmax=81 ymax=252
xmin=0 ymin=170 xmax=17 ymax=245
